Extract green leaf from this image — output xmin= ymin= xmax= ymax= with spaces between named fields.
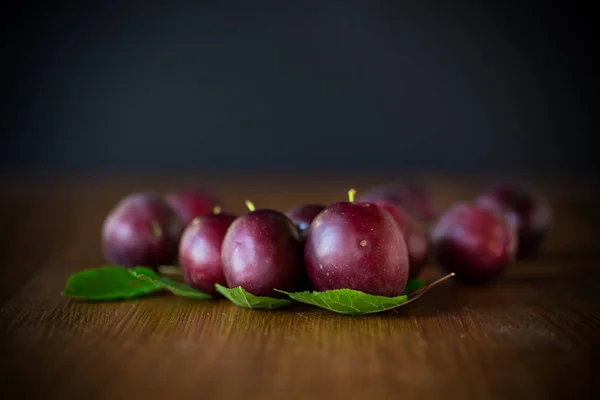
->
xmin=403 ymin=279 xmax=426 ymax=295
xmin=214 ymin=284 xmax=293 ymax=310
xmin=276 ymin=288 xmax=408 ymax=315
xmin=158 ymin=277 xmax=213 ymax=299
xmin=62 ymin=266 xmax=162 ymax=300
xmin=129 ymin=267 xmax=213 ymax=300
xmin=276 ymin=273 xmax=455 ymax=316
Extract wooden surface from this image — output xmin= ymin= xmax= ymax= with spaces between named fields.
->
xmin=1 ymin=174 xmax=599 ymax=400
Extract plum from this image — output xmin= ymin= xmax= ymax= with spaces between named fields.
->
xmin=367 ymin=199 xmax=429 ymax=278
xmin=179 ymin=209 xmax=237 ymax=295
xmin=221 ymin=202 xmax=306 ymax=297
xmin=102 ymin=193 xmax=184 ymax=269
xmin=475 ymin=184 xmax=551 ymax=259
xmin=305 ymin=190 xmax=409 ymax=297
xmin=165 ymin=189 xmax=218 ymax=226
xmin=285 ymin=204 xmax=326 ymax=233
xmin=357 ymin=183 xmax=438 ymax=222
xmin=430 ymin=202 xmax=517 ymax=284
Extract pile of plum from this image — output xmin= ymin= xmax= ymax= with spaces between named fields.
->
xmin=102 ymin=183 xmax=551 ymax=297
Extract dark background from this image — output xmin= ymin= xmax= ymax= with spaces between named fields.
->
xmin=2 ymin=0 xmax=597 ymax=175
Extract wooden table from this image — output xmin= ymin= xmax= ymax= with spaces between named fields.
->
xmin=1 ymin=174 xmax=598 ymax=399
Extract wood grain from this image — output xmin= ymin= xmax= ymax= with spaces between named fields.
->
xmin=1 ymin=174 xmax=598 ymax=400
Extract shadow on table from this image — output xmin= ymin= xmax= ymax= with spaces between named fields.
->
xmin=387 ymin=277 xmax=553 ymax=318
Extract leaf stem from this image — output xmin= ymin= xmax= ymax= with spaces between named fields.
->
xmin=245 ymin=200 xmax=256 ymax=212
xmin=403 ymin=272 xmax=455 ymax=306
xmin=129 ymin=271 xmax=158 ymax=285
xmin=157 ymin=265 xmax=183 ymax=276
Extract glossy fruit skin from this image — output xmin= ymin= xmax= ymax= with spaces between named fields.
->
xmin=164 ymin=190 xmax=218 ymax=226
xmin=102 ymin=193 xmax=184 ymax=269
xmin=221 ymin=209 xmax=305 ymax=297
xmin=431 ymin=202 xmax=517 ymax=284
xmin=475 ymin=185 xmax=551 ymax=259
xmin=358 ymin=183 xmax=438 ymax=222
xmin=179 ymin=213 xmax=237 ymax=295
xmin=369 ymin=200 xmax=429 ymax=278
xmin=305 ymin=201 xmax=409 ymax=297
xmin=285 ymin=204 xmax=326 ymax=233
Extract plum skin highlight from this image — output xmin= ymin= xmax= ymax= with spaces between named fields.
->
xmin=286 ymin=204 xmax=326 ymax=233
xmin=368 ymin=199 xmax=429 ymax=278
xmin=221 ymin=206 xmax=306 ymax=297
xmin=179 ymin=211 xmax=237 ymax=295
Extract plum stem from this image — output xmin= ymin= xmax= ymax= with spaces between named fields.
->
xmin=245 ymin=200 xmax=256 ymax=212
xmin=213 ymin=205 xmax=222 ymax=215
xmin=348 ymin=188 xmax=357 ymax=202
xmin=151 ymin=220 xmax=163 ymax=238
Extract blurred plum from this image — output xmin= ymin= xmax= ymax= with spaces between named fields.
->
xmin=102 ymin=193 xmax=184 ymax=269
xmin=476 ymin=184 xmax=551 ymax=259
xmin=358 ymin=183 xmax=438 ymax=222
xmin=431 ymin=202 xmax=517 ymax=284
xmin=165 ymin=189 xmax=219 ymax=226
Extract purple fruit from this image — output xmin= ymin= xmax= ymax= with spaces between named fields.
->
xmin=102 ymin=193 xmax=184 ymax=269
xmin=358 ymin=183 xmax=438 ymax=222
xmin=431 ymin=202 xmax=517 ymax=284
xmin=165 ymin=189 xmax=218 ymax=226
xmin=475 ymin=184 xmax=551 ymax=259
xmin=285 ymin=204 xmax=326 ymax=233
xmin=221 ymin=202 xmax=305 ymax=297
xmin=369 ymin=199 xmax=429 ymax=278
xmin=305 ymin=190 xmax=409 ymax=297
xmin=179 ymin=210 xmax=237 ymax=295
